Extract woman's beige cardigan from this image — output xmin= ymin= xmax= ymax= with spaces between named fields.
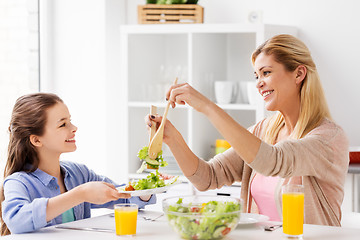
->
xmin=187 ymin=118 xmax=349 ymax=226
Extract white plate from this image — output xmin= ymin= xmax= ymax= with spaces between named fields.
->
xmin=117 ymin=180 xmax=180 ymax=197
xmin=239 ymin=213 xmax=269 ymax=225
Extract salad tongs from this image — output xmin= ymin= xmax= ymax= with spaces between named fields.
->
xmin=148 ymin=77 xmax=178 ymax=159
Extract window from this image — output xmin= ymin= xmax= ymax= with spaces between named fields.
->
xmin=0 ymin=0 xmax=39 ymax=178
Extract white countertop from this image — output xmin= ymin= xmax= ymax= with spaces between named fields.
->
xmin=3 ymin=210 xmax=360 ymax=240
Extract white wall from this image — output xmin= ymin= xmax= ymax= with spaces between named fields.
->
xmin=41 ymin=0 xmax=107 ymax=179
xmin=0 ymin=0 xmax=39 ymax=178
xmin=41 ymin=0 xmax=127 ymax=183
xmin=127 ymin=0 xmax=360 ymax=147
xmin=45 ymin=0 xmax=360 ymax=183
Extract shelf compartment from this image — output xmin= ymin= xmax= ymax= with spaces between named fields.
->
xmin=128 ymin=33 xmax=188 ymax=102
xmin=120 ymin=24 xmax=297 ymax=184
xmin=192 ymin=32 xmax=257 ymax=104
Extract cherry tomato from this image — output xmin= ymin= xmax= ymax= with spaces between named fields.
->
xmin=125 ymin=184 xmax=134 ymax=191
xmin=221 ymin=227 xmax=231 ymax=236
xmin=190 ymin=207 xmax=201 ymax=212
xmin=159 ymin=172 xmax=174 ymax=180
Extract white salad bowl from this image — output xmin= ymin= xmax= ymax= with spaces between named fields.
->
xmin=162 ymin=195 xmax=242 ymax=239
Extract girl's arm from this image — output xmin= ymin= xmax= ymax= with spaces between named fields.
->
xmin=2 ymin=176 xmax=129 ymax=234
xmin=68 ymin=162 xmax=155 ymax=209
xmin=46 ymin=181 xmax=128 ymax=222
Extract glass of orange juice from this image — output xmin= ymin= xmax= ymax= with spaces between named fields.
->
xmin=114 ymin=203 xmax=138 ymax=236
xmin=282 ymin=184 xmax=304 ymax=238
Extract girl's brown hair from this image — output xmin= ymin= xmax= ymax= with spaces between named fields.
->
xmin=0 ymin=93 xmax=63 ymax=235
xmin=251 ymin=34 xmax=331 ymax=144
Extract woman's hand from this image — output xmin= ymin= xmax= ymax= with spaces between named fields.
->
xmin=142 ymin=82 xmax=207 ymax=177
xmin=145 ymin=114 xmax=179 ymax=145
xmin=78 ymin=182 xmax=131 ymax=205
xmin=144 ymin=113 xmax=200 ymax=176
xmin=165 ymin=83 xmax=213 ymax=113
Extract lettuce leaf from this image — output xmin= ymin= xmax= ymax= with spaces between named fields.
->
xmin=136 ymin=146 xmax=168 ymax=173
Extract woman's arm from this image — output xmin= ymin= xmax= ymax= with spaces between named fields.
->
xmin=249 ymin=123 xmax=349 ymax=180
xmin=165 ymin=83 xmax=262 ymax=164
xmin=203 ymin=102 xmax=262 ymax=163
xmin=146 ymin=116 xmax=245 ymax=190
xmin=164 ymin=125 xmax=200 ymax=177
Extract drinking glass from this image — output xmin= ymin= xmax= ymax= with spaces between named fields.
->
xmin=282 ymin=184 xmax=304 ymax=238
xmin=114 ymin=203 xmax=138 ymax=236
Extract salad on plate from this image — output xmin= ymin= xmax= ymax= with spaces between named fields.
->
xmin=117 ymin=171 xmax=179 ymax=196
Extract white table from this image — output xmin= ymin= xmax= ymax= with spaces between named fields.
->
xmin=3 ymin=210 xmax=360 ymax=240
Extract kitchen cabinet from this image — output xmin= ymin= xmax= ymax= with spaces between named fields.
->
xmin=343 ymin=166 xmax=360 ymax=213
xmin=119 ymin=24 xmax=297 ymax=182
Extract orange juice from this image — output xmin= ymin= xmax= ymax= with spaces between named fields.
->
xmin=282 ymin=192 xmax=304 ymax=236
xmin=114 ymin=204 xmax=138 ymax=235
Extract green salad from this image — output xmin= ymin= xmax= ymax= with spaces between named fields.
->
xmin=126 ymin=170 xmax=179 ymax=191
xmin=165 ymin=198 xmax=241 ymax=239
xmin=136 ymin=146 xmax=168 ymax=173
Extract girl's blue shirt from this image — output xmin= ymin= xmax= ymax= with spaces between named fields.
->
xmin=2 ymin=161 xmax=156 ymax=234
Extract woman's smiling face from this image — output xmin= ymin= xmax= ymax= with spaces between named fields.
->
xmin=253 ymin=52 xmax=301 ymax=113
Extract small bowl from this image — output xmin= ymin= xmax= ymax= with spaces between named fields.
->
xmin=162 ymin=195 xmax=242 ymax=239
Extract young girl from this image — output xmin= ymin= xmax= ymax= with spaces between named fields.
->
xmin=0 ymin=93 xmax=155 ymax=235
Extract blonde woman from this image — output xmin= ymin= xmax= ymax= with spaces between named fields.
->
xmin=146 ymin=34 xmax=349 ymax=226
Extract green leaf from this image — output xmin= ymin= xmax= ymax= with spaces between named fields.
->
xmin=137 ymin=146 xmax=149 ymax=160
xmin=132 ymin=170 xmax=166 ymax=190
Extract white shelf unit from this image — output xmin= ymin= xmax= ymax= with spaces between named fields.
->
xmin=119 ymin=24 xmax=297 ymax=183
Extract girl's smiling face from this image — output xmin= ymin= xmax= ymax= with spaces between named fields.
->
xmin=36 ymin=102 xmax=78 ymax=155
xmin=253 ymin=52 xmax=302 ymax=113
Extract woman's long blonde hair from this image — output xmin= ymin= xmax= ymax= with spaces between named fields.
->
xmin=251 ymin=34 xmax=331 ymax=144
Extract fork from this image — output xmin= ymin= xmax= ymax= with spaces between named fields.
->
xmin=264 ymin=224 xmax=282 ymax=231
xmin=55 ymin=226 xmax=114 ymax=233
xmin=143 ymin=213 xmax=164 ymax=221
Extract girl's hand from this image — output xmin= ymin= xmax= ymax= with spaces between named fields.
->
xmin=79 ymin=182 xmax=131 ymax=204
xmin=165 ymin=83 xmax=212 ymax=113
xmin=139 ymin=195 xmax=152 ymax=202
